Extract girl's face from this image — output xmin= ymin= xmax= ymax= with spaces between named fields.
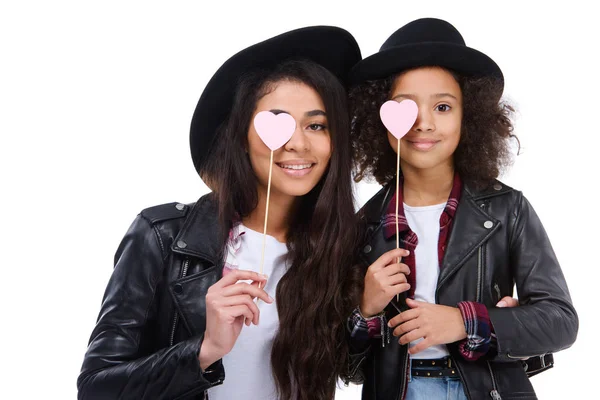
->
xmin=388 ymin=67 xmax=462 ymax=173
xmin=247 ymin=80 xmax=332 ymax=198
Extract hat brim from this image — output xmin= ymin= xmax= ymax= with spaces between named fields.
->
xmin=191 ymin=26 xmax=361 ymax=174
xmin=349 ymin=42 xmax=503 ymax=85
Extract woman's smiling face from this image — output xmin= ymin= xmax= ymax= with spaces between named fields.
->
xmin=247 ymin=80 xmax=332 ymax=198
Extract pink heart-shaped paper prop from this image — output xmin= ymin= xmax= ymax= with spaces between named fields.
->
xmin=379 ymin=99 xmax=418 ymax=139
xmin=253 ymin=111 xmax=296 ymax=151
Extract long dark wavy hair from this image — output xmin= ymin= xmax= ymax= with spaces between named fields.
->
xmin=349 ymin=67 xmax=518 ymax=188
xmin=202 ymin=59 xmax=359 ymax=400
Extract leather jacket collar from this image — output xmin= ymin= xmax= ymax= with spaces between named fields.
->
xmin=172 ymin=193 xmax=222 ymax=264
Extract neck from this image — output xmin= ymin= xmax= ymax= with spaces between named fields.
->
xmin=401 ymin=161 xmax=454 ymax=207
xmin=243 ymin=186 xmax=297 ymax=243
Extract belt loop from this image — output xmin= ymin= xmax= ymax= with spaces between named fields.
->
xmin=448 ymin=358 xmax=452 ymax=369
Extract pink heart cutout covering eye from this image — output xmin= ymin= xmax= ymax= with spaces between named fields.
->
xmin=379 ymin=99 xmax=418 ymax=139
xmin=253 ymin=111 xmax=296 ymax=151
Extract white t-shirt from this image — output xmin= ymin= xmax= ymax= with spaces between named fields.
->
xmin=404 ymin=202 xmax=450 ymax=360
xmin=208 ymin=225 xmax=288 ymax=400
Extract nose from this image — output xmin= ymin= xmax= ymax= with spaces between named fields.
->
xmin=413 ymin=108 xmax=435 ymax=133
xmin=284 ymin=126 xmax=310 ymax=153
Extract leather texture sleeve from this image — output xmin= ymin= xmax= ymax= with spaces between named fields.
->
xmin=487 ymin=193 xmax=578 ymax=361
xmin=77 ymin=214 xmax=222 ymax=400
xmin=343 ymin=325 xmax=371 ymax=384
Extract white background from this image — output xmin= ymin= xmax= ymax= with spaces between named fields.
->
xmin=1 ymin=1 xmax=597 ymax=399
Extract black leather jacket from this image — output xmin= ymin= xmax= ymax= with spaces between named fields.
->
xmin=345 ymin=181 xmax=578 ymax=400
xmin=78 ymin=194 xmax=227 ymax=399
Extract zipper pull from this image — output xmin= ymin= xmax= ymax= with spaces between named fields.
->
xmin=494 ymin=283 xmax=502 ymax=301
xmin=490 ymin=390 xmax=502 ymax=400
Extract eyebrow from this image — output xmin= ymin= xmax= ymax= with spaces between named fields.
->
xmin=305 ymin=109 xmax=326 ymax=117
xmin=269 ymin=109 xmax=327 ymax=117
xmin=391 ymin=93 xmax=459 ymax=101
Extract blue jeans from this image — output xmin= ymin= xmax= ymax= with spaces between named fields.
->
xmin=406 ymin=363 xmax=468 ymax=400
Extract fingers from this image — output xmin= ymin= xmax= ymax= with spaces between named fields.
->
xmin=225 ymin=305 xmax=255 ymax=324
xmin=251 ymin=280 xmax=264 ymax=290
xmin=220 ymin=295 xmax=261 ymax=325
xmin=370 ymin=249 xmax=410 ymax=271
xmin=496 ymin=296 xmax=518 ymax=308
xmin=213 ymin=269 xmax=268 ymax=289
xmin=221 ymin=282 xmax=274 ymax=304
xmin=399 ymin=327 xmax=425 ymax=346
xmin=405 ymin=298 xmax=422 ymax=308
xmin=380 ymin=262 xmax=411 ymax=277
xmin=389 ymin=283 xmax=411 ymax=296
xmin=383 ymin=271 xmax=408 ymax=286
xmin=388 ymin=309 xmax=419 ymax=328
xmin=393 ymin=318 xmax=419 ymax=338
xmin=408 ymin=338 xmax=432 ymax=355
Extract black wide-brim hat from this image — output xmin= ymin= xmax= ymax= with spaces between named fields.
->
xmin=350 ymin=18 xmax=503 ymax=86
xmin=190 ymin=26 xmax=361 ymax=174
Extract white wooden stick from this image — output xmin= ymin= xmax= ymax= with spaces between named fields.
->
xmin=257 ymin=150 xmax=274 ymax=302
xmin=260 ymin=150 xmax=274 ymax=276
xmin=396 ymin=138 xmax=401 ymax=302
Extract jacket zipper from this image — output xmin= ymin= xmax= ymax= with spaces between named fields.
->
xmin=476 ymin=247 xmax=484 ymax=303
xmin=487 ymin=361 xmax=502 ymax=399
xmin=476 ymin=201 xmax=487 ymax=303
xmin=493 ymin=283 xmax=501 ymax=302
xmin=170 ymin=258 xmax=190 ymax=346
xmin=480 ymin=201 xmax=501 ymax=399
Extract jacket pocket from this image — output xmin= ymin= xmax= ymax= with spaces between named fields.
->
xmin=170 ymin=265 xmax=219 ymax=336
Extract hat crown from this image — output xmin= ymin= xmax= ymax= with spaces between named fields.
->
xmin=380 ymin=18 xmax=465 ymax=52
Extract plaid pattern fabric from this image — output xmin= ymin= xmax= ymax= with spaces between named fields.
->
xmin=349 ymin=308 xmax=372 ymax=341
xmin=349 ymin=308 xmax=389 ymax=346
xmin=457 ymin=301 xmax=493 ymax=359
xmin=351 ymin=174 xmax=494 ymax=360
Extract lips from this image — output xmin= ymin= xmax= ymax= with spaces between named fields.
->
xmin=406 ymin=139 xmax=439 ymax=151
xmin=275 ymin=161 xmax=316 ymax=177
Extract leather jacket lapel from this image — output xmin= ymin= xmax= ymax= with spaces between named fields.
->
xmin=438 ymin=188 xmax=501 ymax=289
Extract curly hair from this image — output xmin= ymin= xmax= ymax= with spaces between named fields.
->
xmin=349 ymin=68 xmax=517 ymax=189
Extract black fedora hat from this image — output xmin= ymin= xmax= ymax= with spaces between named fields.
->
xmin=190 ymin=26 xmax=361 ymax=175
xmin=350 ymin=18 xmax=503 ymax=85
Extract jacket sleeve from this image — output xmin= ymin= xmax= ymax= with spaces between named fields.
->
xmin=77 ymin=214 xmax=223 ymax=400
xmin=342 ymin=312 xmax=373 ymax=385
xmin=487 ymin=193 xmax=578 ymax=362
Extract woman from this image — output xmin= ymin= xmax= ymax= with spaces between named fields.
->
xmin=77 ymin=26 xmax=361 ymax=400
xmin=344 ymin=18 xmax=577 ymax=400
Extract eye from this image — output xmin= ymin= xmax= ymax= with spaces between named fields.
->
xmin=307 ymin=123 xmax=326 ymax=131
xmin=436 ymin=104 xmax=451 ymax=112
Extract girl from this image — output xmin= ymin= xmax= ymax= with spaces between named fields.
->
xmin=77 ymin=26 xmax=361 ymax=400
xmin=344 ymin=18 xmax=577 ymax=400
